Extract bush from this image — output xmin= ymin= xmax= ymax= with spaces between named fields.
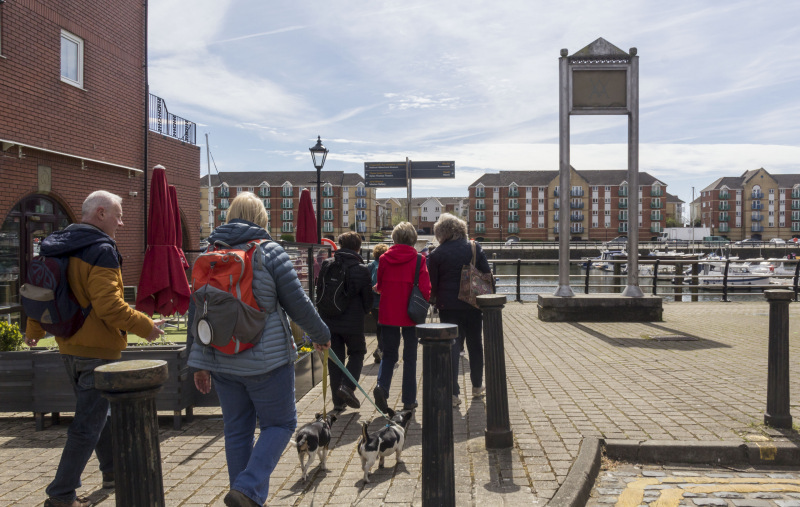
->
xmin=0 ymin=321 xmax=25 ymax=351
xmin=280 ymin=234 xmax=295 ymax=242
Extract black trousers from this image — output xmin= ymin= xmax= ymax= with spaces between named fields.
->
xmin=328 ymin=331 xmax=367 ymax=399
xmin=370 ymin=307 xmax=383 ymax=352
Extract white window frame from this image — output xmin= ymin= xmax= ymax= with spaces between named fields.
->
xmin=60 ymin=29 xmax=84 ymax=88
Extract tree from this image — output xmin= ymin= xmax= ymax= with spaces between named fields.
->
xmin=665 ymin=217 xmax=679 ymax=228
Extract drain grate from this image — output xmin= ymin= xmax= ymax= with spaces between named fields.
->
xmin=651 ymin=335 xmax=697 ymax=341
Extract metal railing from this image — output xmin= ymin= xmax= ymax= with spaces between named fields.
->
xmin=149 ymin=94 xmax=196 ymax=145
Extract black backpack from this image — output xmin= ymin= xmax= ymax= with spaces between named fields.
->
xmin=315 ymin=257 xmax=349 ymax=318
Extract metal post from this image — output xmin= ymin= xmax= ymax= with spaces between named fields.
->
xmin=95 ymin=360 xmax=167 ymax=507
xmin=418 ymin=323 xmax=456 ymax=507
xmin=515 ymin=259 xmax=522 ymax=302
xmin=555 ymin=49 xmax=574 ymax=297
xmin=722 ymin=258 xmax=731 ymax=303
xmin=584 ymin=260 xmax=591 ymax=294
xmin=764 ymin=289 xmax=793 ymax=429
xmin=477 ymin=295 xmax=513 ymax=448
xmin=623 ymin=49 xmax=643 ymax=297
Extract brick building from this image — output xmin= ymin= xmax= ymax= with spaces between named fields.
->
xmin=201 ymin=172 xmax=377 ymax=240
xmin=375 ymin=197 xmax=468 ymax=233
xmin=699 ymin=168 xmax=800 ymax=241
xmin=0 ymin=0 xmax=201 ymax=320
xmin=468 ymin=168 xmax=667 ymax=242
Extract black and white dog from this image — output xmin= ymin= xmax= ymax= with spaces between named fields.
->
xmin=292 ymin=412 xmax=337 ymax=481
xmin=357 ymin=409 xmax=413 ymax=483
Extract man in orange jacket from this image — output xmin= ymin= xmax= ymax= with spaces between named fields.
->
xmin=25 ymin=190 xmax=165 ymax=507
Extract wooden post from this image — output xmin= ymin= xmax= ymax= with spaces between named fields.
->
xmin=95 ymin=360 xmax=167 ymax=507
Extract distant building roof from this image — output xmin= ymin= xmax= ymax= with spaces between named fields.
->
xmin=469 ymin=169 xmax=664 ymax=187
xmin=200 ymin=171 xmax=364 ymax=188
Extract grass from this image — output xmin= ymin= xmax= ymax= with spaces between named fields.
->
xmin=33 ymin=314 xmax=188 ymax=348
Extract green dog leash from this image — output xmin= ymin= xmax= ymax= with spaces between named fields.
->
xmin=322 ymin=348 xmax=392 ymax=421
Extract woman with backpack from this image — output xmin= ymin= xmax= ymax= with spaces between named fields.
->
xmin=187 ymin=192 xmax=330 ymax=507
xmin=373 ymin=222 xmax=430 ymax=413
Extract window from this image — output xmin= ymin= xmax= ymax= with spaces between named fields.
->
xmin=60 ymin=30 xmax=84 ymax=88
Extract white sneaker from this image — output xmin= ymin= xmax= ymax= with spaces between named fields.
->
xmin=472 ymin=386 xmax=485 ymax=397
xmin=452 ymin=395 xmax=462 ymax=407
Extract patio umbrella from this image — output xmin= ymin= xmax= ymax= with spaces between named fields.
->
xmin=169 ymin=185 xmax=190 ymax=270
xmin=296 ymin=188 xmax=318 ymax=244
xmin=136 ymin=165 xmax=191 ymax=316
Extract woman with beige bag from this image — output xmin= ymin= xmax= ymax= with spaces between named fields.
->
xmin=427 ymin=213 xmax=492 ymax=407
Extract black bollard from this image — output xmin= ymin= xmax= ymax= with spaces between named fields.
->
xmin=418 ymin=323 xmax=457 ymax=507
xmin=764 ymin=290 xmax=793 ymax=429
xmin=95 ymin=359 xmax=168 ymax=507
xmin=477 ymin=294 xmax=513 ymax=448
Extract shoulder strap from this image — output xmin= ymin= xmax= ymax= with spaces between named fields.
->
xmin=470 ymin=240 xmax=477 ymax=266
xmin=413 ymin=254 xmax=422 ymax=287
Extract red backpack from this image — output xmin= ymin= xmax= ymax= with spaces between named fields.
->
xmin=190 ymin=240 xmax=269 ymax=354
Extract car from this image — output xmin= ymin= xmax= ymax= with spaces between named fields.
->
xmin=734 ymin=238 xmax=764 ymax=246
xmin=769 ymin=238 xmax=786 ymax=245
xmin=505 ymin=238 xmax=520 ymax=246
xmin=603 ymin=236 xmax=628 ymax=248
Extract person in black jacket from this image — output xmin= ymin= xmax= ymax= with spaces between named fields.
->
xmin=427 ymin=213 xmax=492 ymax=407
xmin=318 ymin=231 xmax=374 ymax=411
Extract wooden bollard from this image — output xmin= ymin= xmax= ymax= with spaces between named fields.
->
xmin=418 ymin=323 xmax=457 ymax=507
xmin=764 ymin=290 xmax=793 ymax=429
xmin=95 ymin=359 xmax=167 ymax=507
xmin=477 ymin=294 xmax=514 ymax=449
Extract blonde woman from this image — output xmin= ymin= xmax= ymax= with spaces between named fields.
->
xmin=187 ymin=192 xmax=330 ymax=507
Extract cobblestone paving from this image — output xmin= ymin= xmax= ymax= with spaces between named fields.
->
xmin=588 ymin=464 xmax=800 ymax=506
xmin=2 ymin=301 xmax=800 ymax=506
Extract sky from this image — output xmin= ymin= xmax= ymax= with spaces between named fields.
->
xmin=148 ymin=1 xmax=800 ymax=218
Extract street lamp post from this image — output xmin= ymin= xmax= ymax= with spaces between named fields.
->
xmin=309 ymin=136 xmax=328 ymax=244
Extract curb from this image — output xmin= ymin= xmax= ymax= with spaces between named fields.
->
xmin=546 ymin=439 xmax=800 ymax=506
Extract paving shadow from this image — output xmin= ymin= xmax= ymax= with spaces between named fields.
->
xmin=483 ymin=446 xmax=521 ymax=493
xmin=569 ymin=322 xmax=731 ymax=350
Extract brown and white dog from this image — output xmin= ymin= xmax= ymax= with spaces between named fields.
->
xmin=292 ymin=412 xmax=337 ymax=481
xmin=357 ymin=409 xmax=413 ymax=483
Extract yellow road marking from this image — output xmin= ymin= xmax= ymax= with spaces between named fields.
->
xmin=614 ymin=477 xmax=800 ymax=507
xmin=756 ymin=442 xmax=778 ymax=460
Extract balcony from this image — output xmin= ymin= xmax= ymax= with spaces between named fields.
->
xmin=218 ymin=201 xmax=230 ymax=210
xmin=323 ymin=223 xmax=334 ymax=233
xmin=651 ymin=212 xmax=662 ymax=221
xmin=281 ymin=189 xmax=293 ymax=198
xmin=719 ymin=223 xmax=730 ymax=233
xmin=570 ymin=202 xmax=584 ymax=209
xmin=282 ymin=213 xmax=294 ymax=221
xmin=475 ymin=189 xmax=485 ymax=198
xmin=281 ymin=201 xmax=293 ymax=209
xmin=553 ymin=226 xmax=560 ymax=234
xmin=719 ymin=192 xmax=730 ymax=199
xmin=217 ymin=189 xmax=230 ymax=198
xmin=475 ymin=214 xmax=485 ymax=222
xmin=751 ymin=224 xmax=764 ymax=232
xmin=356 ymin=212 xmax=367 ymax=221
xmin=619 ymin=200 xmax=628 ymax=209
xmin=570 ymin=225 xmax=584 ymax=234
xmin=752 ymin=202 xmax=763 ymax=210
xmin=508 ymin=214 xmax=519 ymax=222
xmin=650 ymin=224 xmax=662 ymax=233
xmin=323 ymin=211 xmax=334 ymax=221
xmin=355 ymin=188 xmax=367 ymax=197
xmin=217 ymin=213 xmax=227 ymax=221
xmin=650 ymin=188 xmax=663 ymax=197
xmin=508 ymin=201 xmax=520 ymax=209
xmin=508 ymin=225 xmax=520 ymax=234
xmin=262 ymin=199 xmax=270 ymax=209
xmin=474 ymin=202 xmax=486 ymax=210
xmin=149 ymin=93 xmax=197 ymax=144
xmin=570 ymin=188 xmax=584 ymax=197
xmin=793 ymin=212 xmax=800 ymax=221
xmin=619 ymin=212 xmax=628 ymax=221
xmin=751 ymin=213 xmax=763 ymax=221
xmin=554 ymin=202 xmax=560 ymax=209
xmin=793 ymin=223 xmax=800 ymax=233
xmin=323 ymin=188 xmax=335 ymax=197
xmin=618 ymin=224 xmax=628 ymax=232
xmin=282 ymin=223 xmax=294 ymax=233
xmin=718 ymin=202 xmax=730 ymax=211
xmin=508 ymin=188 xmax=519 ymax=197
xmin=554 ymin=213 xmax=559 ymax=222
xmin=792 ymin=201 xmax=800 ymax=210
xmin=258 ymin=188 xmax=270 ymax=197
xmin=793 ymin=191 xmax=800 ymax=199
xmin=475 ymin=224 xmax=486 ymax=233
xmin=323 ymin=201 xmax=334 ymax=209
xmin=618 ymin=188 xmax=628 ymax=197
xmin=650 ymin=202 xmax=663 ymax=209
xmin=752 ymin=191 xmax=764 ymax=199
xmin=718 ymin=214 xmax=729 ymax=222
xmin=570 ymin=214 xmax=584 ymax=222
xmin=356 ymin=201 xmax=367 ymax=209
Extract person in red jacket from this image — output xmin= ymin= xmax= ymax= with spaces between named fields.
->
xmin=373 ymin=222 xmax=431 ymax=412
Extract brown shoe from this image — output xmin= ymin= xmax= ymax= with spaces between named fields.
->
xmin=44 ymin=497 xmax=91 ymax=507
xmin=223 ymin=489 xmax=260 ymax=507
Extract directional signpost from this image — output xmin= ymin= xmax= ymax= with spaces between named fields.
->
xmin=365 ymin=159 xmax=456 ymax=225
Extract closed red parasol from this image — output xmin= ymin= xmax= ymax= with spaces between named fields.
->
xmin=295 ymin=188 xmax=318 ymax=244
xmin=169 ymin=184 xmax=190 ymax=270
xmin=135 ymin=165 xmax=191 ymax=316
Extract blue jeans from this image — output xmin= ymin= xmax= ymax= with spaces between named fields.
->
xmin=46 ymin=355 xmax=114 ymax=504
xmin=212 ymin=363 xmax=297 ymax=505
xmin=376 ymin=326 xmax=418 ymax=406
xmin=440 ymin=309 xmax=484 ymax=396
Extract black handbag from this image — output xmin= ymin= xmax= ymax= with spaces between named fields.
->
xmin=407 ymin=254 xmax=430 ymax=324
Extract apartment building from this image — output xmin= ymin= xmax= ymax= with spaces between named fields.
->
xmin=700 ymin=168 xmax=800 ymax=241
xmin=376 ymin=197 xmax=468 ymax=233
xmin=468 ymin=168 xmax=667 ymax=241
xmin=0 ymin=0 xmax=200 ymax=317
xmin=201 ymin=172 xmax=377 ymax=240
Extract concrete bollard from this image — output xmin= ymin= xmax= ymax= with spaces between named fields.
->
xmin=418 ymin=323 xmax=457 ymax=507
xmin=95 ymin=359 xmax=168 ymax=507
xmin=477 ymin=294 xmax=514 ymax=449
xmin=764 ymin=290 xmax=793 ymax=429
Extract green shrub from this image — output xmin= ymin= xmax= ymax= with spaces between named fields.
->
xmin=280 ymin=234 xmax=295 ymax=242
xmin=0 ymin=321 xmax=25 ymax=351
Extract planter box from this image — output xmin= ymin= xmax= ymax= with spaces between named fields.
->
xmin=0 ymin=349 xmax=37 ymax=413
xmin=32 ymin=345 xmax=194 ymax=431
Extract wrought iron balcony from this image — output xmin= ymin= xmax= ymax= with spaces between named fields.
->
xmin=619 ymin=212 xmax=628 ymax=220
xmin=792 ymin=201 xmax=800 ymax=210
xmin=323 ymin=201 xmax=334 ymax=209
xmin=618 ymin=188 xmax=628 ymax=197
xmin=719 ymin=223 xmax=730 ymax=232
xmin=752 ymin=202 xmax=763 ymax=210
xmin=751 ymin=213 xmax=763 ymax=221
xmin=650 ymin=188 xmax=663 ymax=197
xmin=508 ymin=188 xmax=519 ymax=197
xmin=792 ymin=191 xmax=800 ymax=199
xmin=570 ymin=214 xmax=584 ymax=222
xmin=793 ymin=223 xmax=800 ymax=232
xmin=355 ymin=189 xmax=367 ymax=197
xmin=570 ymin=189 xmax=584 ymax=197
xmin=571 ymin=202 xmax=584 ymax=209
xmin=719 ymin=202 xmax=730 ymax=211
xmin=323 ymin=211 xmax=334 ymax=221
xmin=281 ymin=201 xmax=293 ymax=209
xmin=619 ymin=201 xmax=628 ymax=209
xmin=570 ymin=225 xmax=584 ymax=233
xmin=650 ymin=202 xmax=663 ymax=209
xmin=650 ymin=225 xmax=663 ymax=233
xmin=508 ymin=225 xmax=520 ymax=233
xmin=258 ymin=188 xmax=270 ymax=197
xmin=475 ymin=214 xmax=485 ymax=222
xmin=752 ymin=191 xmax=764 ymax=199
xmin=508 ymin=214 xmax=519 ymax=222
xmin=281 ymin=189 xmax=294 ymax=197
xmin=355 ymin=201 xmax=367 ymax=209
xmin=718 ymin=214 xmax=729 ymax=222
xmin=650 ymin=212 xmax=661 ymax=221
xmin=474 ymin=203 xmax=486 ymax=210
xmin=323 ymin=189 xmax=335 ymax=197
xmin=149 ymin=94 xmax=196 ymax=145
xmin=508 ymin=201 xmax=520 ymax=209
xmin=217 ymin=189 xmax=230 ymax=198
xmin=618 ymin=224 xmax=628 ymax=232
xmin=475 ymin=224 xmax=485 ymax=233
xmin=751 ymin=224 xmax=764 ymax=232
xmin=218 ymin=201 xmax=230 ymax=210
xmin=475 ymin=189 xmax=485 ymax=198
xmin=719 ymin=192 xmax=730 ymax=199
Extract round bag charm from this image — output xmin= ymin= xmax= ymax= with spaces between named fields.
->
xmin=197 ymin=318 xmax=213 ymax=345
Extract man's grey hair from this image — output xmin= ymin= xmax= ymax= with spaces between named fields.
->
xmin=82 ymin=190 xmax=123 ymax=218
xmin=434 ymin=213 xmax=468 ymax=243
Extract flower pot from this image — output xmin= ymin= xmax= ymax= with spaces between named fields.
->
xmin=0 ymin=349 xmax=37 ymax=413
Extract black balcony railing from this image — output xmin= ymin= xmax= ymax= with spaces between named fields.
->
xmin=149 ymin=94 xmax=196 ymax=145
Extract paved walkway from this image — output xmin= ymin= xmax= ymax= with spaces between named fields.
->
xmin=2 ymin=301 xmax=800 ymax=506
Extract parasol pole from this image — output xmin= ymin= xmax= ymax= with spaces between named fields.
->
xmin=206 ymin=133 xmax=212 ymax=234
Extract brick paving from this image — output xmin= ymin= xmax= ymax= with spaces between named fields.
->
xmin=2 ymin=300 xmax=800 ymax=506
